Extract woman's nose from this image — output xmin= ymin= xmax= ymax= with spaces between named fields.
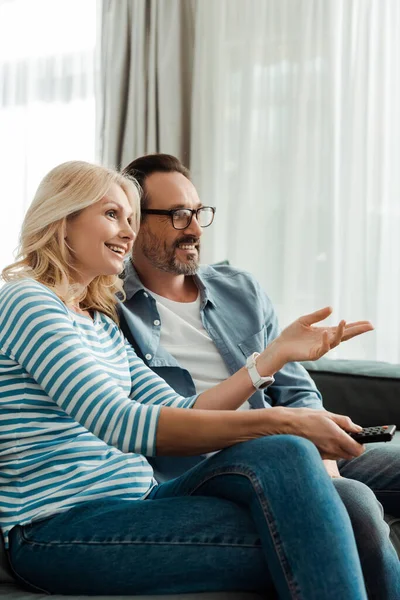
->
xmin=120 ymin=224 xmax=136 ymax=241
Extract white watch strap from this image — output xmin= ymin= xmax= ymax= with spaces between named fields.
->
xmin=246 ymin=352 xmax=275 ymax=390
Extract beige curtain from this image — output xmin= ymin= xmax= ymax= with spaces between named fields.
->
xmin=99 ymin=0 xmax=195 ymax=169
xmin=98 ymin=0 xmax=400 ymax=362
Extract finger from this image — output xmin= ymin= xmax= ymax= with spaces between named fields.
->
xmin=348 ymin=422 xmax=363 ymax=433
xmin=341 ymin=323 xmax=374 ymax=342
xmin=330 ymin=414 xmax=363 ymax=433
xmin=344 ymin=321 xmax=374 ymax=329
xmin=330 ymin=446 xmax=364 ymax=460
xmin=300 ymin=306 xmax=333 ymax=326
xmin=331 ymin=425 xmax=366 ymax=458
xmin=321 ymin=451 xmax=357 ymax=461
xmin=324 ymin=321 xmax=373 ymax=338
xmin=314 ymin=330 xmax=331 ymax=359
xmin=339 ymin=438 xmax=365 ymax=459
xmin=320 ymin=444 xmax=364 ymax=460
xmin=321 ymin=329 xmax=331 ymax=354
xmin=330 ymin=319 xmax=345 ymax=348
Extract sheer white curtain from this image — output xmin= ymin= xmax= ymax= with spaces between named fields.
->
xmin=0 ymin=0 xmax=97 ymax=273
xmin=191 ymin=0 xmax=400 ymax=363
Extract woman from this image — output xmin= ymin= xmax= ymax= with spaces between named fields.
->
xmin=0 ymin=161 xmax=394 ymax=599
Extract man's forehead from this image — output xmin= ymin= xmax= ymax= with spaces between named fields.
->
xmin=145 ymin=171 xmax=201 ymax=209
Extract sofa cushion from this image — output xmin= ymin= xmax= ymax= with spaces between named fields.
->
xmin=0 ymin=585 xmax=263 ymax=599
xmin=302 ymin=358 xmax=400 ymax=426
xmin=0 ymin=539 xmax=12 ymax=584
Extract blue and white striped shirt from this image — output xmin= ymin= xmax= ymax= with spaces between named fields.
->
xmin=0 ymin=279 xmax=196 ymax=546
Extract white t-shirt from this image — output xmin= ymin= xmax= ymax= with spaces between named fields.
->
xmin=149 ymin=290 xmax=250 ymax=410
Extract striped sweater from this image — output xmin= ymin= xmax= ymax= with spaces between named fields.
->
xmin=0 ymin=278 xmax=196 ymax=546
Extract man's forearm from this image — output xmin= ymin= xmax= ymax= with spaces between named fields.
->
xmin=192 ymin=343 xmax=284 ymax=411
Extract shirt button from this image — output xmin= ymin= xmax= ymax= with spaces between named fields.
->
xmin=153 ymin=320 xmax=160 ymax=326
xmin=145 ymin=353 xmax=152 ymax=361
xmin=143 ymin=292 xmax=148 ymax=298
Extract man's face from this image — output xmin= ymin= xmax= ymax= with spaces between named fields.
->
xmin=134 ymin=171 xmax=203 ymax=275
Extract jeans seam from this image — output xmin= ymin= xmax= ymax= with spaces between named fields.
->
xmin=8 ymin=532 xmax=51 ymax=595
xmin=187 ymin=465 xmax=301 ymax=600
xmin=19 ymin=521 xmax=260 ymax=548
xmin=18 ymin=536 xmax=259 ymax=549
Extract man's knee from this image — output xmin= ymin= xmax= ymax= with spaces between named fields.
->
xmin=333 ymin=477 xmax=384 ymax=520
xmin=339 ymin=442 xmax=400 ymax=490
xmin=332 ymin=477 xmax=395 ymax=561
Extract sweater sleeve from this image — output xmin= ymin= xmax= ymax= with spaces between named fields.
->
xmin=0 ymin=280 xmax=163 ymax=456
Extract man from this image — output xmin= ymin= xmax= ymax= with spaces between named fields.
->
xmin=118 ymin=154 xmax=400 ymax=585
xmin=119 ymin=153 xmax=331 ymax=474
xmin=119 ymin=151 xmax=399 ymax=474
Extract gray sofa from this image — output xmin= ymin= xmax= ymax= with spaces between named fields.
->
xmin=1 ymin=357 xmax=399 ymax=599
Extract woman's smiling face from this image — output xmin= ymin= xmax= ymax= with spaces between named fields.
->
xmin=65 ymin=183 xmax=136 ymax=285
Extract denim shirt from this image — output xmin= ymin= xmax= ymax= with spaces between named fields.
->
xmin=119 ymin=261 xmax=323 ymax=479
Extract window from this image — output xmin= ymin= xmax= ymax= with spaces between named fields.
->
xmin=0 ymin=0 xmax=97 ymax=272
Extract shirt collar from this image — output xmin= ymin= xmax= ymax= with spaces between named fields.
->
xmin=122 ymin=259 xmax=216 ymax=308
xmin=122 ymin=259 xmax=146 ymax=301
xmin=192 ymin=268 xmax=217 ymax=309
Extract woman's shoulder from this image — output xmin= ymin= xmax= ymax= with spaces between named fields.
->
xmin=0 ymin=279 xmax=71 ymax=352
xmin=0 ymin=278 xmax=66 ymax=312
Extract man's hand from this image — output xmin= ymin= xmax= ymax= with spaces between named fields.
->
xmin=323 ymin=459 xmax=342 ymax=478
xmin=263 ymin=306 xmax=373 ymax=366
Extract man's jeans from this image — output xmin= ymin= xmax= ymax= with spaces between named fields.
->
xmin=334 ymin=442 xmax=400 ymax=598
xmin=338 ymin=442 xmax=400 ymax=519
xmin=7 ymin=435 xmax=382 ymax=599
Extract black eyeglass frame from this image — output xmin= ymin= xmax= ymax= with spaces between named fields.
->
xmin=141 ymin=206 xmax=216 ymax=230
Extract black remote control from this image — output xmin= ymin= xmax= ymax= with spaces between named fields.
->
xmin=350 ymin=424 xmax=396 ymax=444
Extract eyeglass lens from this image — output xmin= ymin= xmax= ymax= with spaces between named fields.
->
xmin=172 ymin=207 xmax=214 ymax=229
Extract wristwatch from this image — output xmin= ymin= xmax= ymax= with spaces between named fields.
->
xmin=246 ymin=352 xmax=275 ymax=390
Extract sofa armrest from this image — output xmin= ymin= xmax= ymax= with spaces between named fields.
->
xmin=301 ymin=358 xmax=400 ymax=427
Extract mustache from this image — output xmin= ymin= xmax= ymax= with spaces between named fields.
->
xmin=174 ymin=236 xmax=200 ymax=248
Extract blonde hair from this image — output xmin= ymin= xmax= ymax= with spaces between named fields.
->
xmin=1 ymin=160 xmax=140 ymax=322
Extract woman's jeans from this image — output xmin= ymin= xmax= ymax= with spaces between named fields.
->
xmin=8 ymin=436 xmax=398 ymax=599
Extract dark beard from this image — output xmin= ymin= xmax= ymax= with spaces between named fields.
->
xmin=135 ymin=229 xmax=200 ymax=276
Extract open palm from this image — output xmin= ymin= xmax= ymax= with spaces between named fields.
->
xmin=278 ymin=307 xmax=374 ymax=363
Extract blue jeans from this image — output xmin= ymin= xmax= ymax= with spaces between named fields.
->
xmin=338 ymin=442 xmax=400 ymax=518
xmin=334 ymin=442 xmax=400 ymax=598
xmin=151 ymin=438 xmax=400 ymax=598
xmin=8 ymin=436 xmax=370 ymax=599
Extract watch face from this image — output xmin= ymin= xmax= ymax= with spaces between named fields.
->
xmin=259 ymin=381 xmax=271 ymax=390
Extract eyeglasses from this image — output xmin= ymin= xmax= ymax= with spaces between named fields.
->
xmin=141 ymin=206 xmax=216 ymax=230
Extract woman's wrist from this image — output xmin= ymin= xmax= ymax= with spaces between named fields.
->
xmin=243 ymin=406 xmax=296 ymax=437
